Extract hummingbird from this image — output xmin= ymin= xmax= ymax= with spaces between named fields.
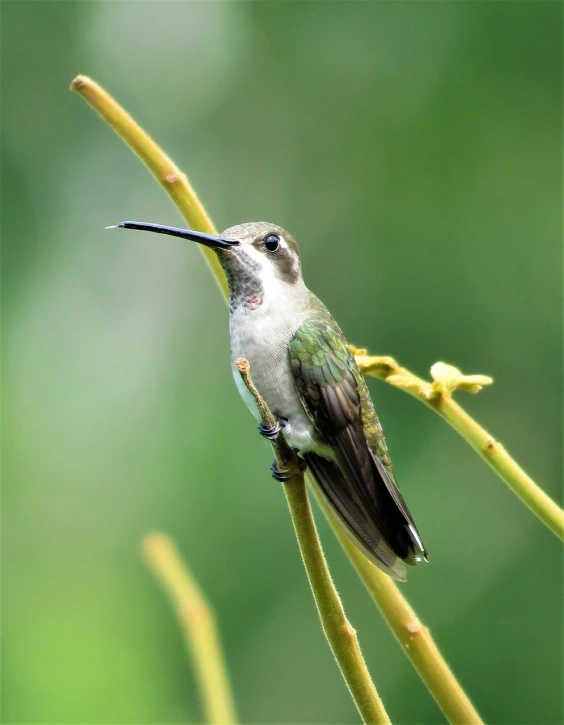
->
xmin=108 ymin=219 xmax=427 ymax=580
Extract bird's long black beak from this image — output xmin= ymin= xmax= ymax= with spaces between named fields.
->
xmin=106 ymin=221 xmax=240 ymax=250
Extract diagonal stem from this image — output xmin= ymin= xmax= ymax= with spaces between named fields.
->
xmin=437 ymin=395 xmax=563 ymax=539
xmin=236 ymin=359 xmax=391 ymax=724
xmin=69 ymin=75 xmax=227 ymax=297
xmin=314 ymin=490 xmax=483 ymax=724
xmin=355 ymin=354 xmax=564 ymax=541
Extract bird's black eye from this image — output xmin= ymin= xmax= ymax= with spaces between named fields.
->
xmin=264 ymin=233 xmax=280 ymax=252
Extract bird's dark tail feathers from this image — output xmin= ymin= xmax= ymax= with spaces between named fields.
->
xmin=305 ymin=452 xmax=411 ymax=581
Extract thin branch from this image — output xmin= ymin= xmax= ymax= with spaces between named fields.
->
xmin=70 ymin=75 xmax=227 ymax=297
xmin=236 ymin=359 xmax=391 ymax=725
xmin=142 ymin=533 xmax=236 ymax=725
xmin=355 ymin=353 xmax=564 ymax=540
xmin=312 ymin=490 xmax=483 ymax=724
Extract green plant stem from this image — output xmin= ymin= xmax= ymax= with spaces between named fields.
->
xmin=142 ymin=533 xmax=236 ymax=725
xmin=439 ymin=396 xmax=563 ymax=538
xmin=236 ymin=359 xmax=391 ymax=725
xmin=356 ymin=355 xmax=564 ymax=541
xmin=313 ymin=489 xmax=483 ymax=724
xmin=70 ymin=75 xmax=227 ymax=297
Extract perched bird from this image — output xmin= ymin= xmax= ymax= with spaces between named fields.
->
xmin=109 ymin=220 xmax=427 ymax=580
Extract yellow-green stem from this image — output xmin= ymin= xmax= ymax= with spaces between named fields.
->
xmin=356 ymin=355 xmax=564 ymax=541
xmin=142 ymin=533 xmax=236 ymax=725
xmin=237 ymin=360 xmax=391 ymax=724
xmin=313 ymin=487 xmax=483 ymax=724
xmin=285 ymin=476 xmax=390 ymax=724
xmin=437 ymin=396 xmax=563 ymax=539
xmin=70 ymin=75 xmax=226 ymax=296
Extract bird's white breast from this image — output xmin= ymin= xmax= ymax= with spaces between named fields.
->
xmin=228 ymin=268 xmax=319 ymax=454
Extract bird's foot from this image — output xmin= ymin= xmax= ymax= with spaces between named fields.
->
xmin=296 ymin=455 xmax=307 ymax=474
xmin=258 ymin=420 xmax=281 ymax=440
xmin=258 ymin=415 xmax=288 ymax=441
xmin=270 ymin=461 xmax=292 ymax=481
xmin=270 ymin=456 xmax=307 ymax=482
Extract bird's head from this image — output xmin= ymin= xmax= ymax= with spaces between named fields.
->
xmin=108 ymin=220 xmax=305 ymax=308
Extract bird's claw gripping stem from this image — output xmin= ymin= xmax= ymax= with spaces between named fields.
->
xmin=259 ymin=420 xmax=281 ymax=440
xmin=270 ymin=457 xmax=307 ymax=482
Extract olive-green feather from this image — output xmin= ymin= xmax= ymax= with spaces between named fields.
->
xmin=289 ymin=314 xmax=395 ymax=470
xmin=289 ymin=299 xmax=427 ymax=568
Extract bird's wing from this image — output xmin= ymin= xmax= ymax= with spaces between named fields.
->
xmin=304 ymin=452 xmax=407 ymax=580
xmin=289 ymin=315 xmax=427 ymax=575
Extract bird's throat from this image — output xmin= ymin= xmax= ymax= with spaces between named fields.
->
xmin=218 ymin=251 xmax=264 ymax=312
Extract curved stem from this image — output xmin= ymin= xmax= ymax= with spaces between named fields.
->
xmin=237 ymin=360 xmax=390 ymax=724
xmin=142 ymin=533 xmax=236 ymax=725
xmin=70 ymin=75 xmax=227 ymax=297
xmin=314 ymin=489 xmax=483 ymax=724
xmin=438 ymin=396 xmax=563 ymax=539
xmin=355 ymin=354 xmax=564 ymax=541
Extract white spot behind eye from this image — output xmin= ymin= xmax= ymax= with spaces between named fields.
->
xmin=244 ymin=244 xmax=286 ymax=296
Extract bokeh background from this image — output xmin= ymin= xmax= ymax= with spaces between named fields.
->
xmin=2 ymin=2 xmax=562 ymax=723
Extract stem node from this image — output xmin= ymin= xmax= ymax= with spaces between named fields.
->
xmin=163 ymin=170 xmax=187 ymax=187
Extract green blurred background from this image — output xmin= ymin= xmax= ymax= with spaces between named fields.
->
xmin=2 ymin=2 xmax=562 ymax=723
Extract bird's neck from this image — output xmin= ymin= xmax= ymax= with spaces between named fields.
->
xmin=220 ymin=253 xmax=308 ymax=314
